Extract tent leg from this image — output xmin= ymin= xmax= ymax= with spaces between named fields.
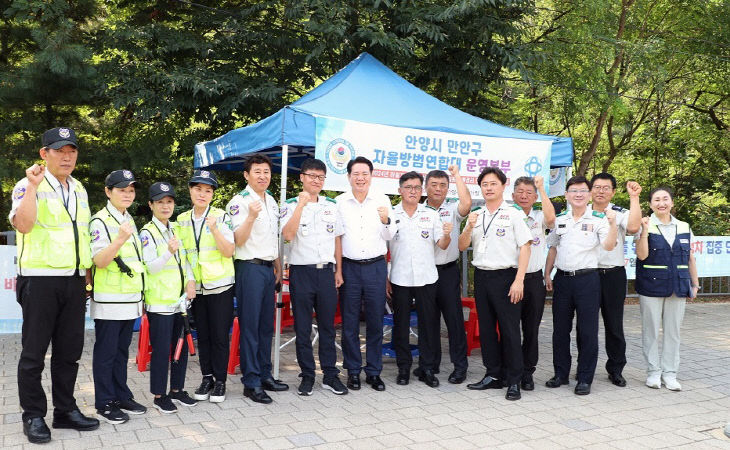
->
xmin=273 ymin=144 xmax=289 ymax=380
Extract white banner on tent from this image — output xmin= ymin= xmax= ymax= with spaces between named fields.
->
xmin=314 ymin=117 xmax=554 ymax=199
xmin=0 ymin=246 xmax=21 ymax=333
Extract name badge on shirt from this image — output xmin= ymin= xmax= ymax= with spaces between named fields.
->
xmin=679 ymin=238 xmax=689 ymax=244
xmin=477 ymin=235 xmax=488 ymax=253
xmin=581 ymin=223 xmax=594 ymax=232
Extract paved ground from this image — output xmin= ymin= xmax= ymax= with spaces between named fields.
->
xmin=2 ymin=303 xmax=730 ymax=449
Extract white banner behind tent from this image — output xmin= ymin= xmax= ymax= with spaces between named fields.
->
xmin=315 ymin=117 xmax=556 ymax=199
xmin=0 ymin=245 xmax=21 ymax=333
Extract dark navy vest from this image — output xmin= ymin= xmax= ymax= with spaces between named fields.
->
xmin=635 ymin=219 xmax=692 ymax=298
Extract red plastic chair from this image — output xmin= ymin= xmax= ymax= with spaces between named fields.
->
xmin=136 ymin=314 xmax=152 ymax=372
xmin=461 ymin=297 xmax=500 ymax=356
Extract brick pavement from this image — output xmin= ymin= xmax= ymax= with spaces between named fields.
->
xmin=2 ymin=303 xmax=730 ymax=449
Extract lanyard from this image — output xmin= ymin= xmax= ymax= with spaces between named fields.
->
xmin=45 ymin=176 xmax=72 ymax=216
xmin=481 ymin=209 xmax=499 ymax=237
xmin=152 ymin=221 xmax=182 ymax=265
xmin=192 ymin=206 xmax=211 ymax=255
xmin=105 ymin=206 xmax=142 ymax=261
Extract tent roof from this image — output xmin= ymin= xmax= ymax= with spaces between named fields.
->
xmin=195 ymin=53 xmax=573 ymax=171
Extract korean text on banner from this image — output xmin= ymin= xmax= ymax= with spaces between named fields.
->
xmin=314 ymin=117 xmax=553 ymax=199
xmin=623 ymin=236 xmax=730 ymax=280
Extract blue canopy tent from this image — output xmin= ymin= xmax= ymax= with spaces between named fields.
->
xmin=194 ymin=53 xmax=573 ymax=378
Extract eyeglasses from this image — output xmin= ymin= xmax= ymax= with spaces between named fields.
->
xmin=592 ymin=186 xmax=613 ymax=192
xmin=566 ymin=189 xmax=590 ymax=194
xmin=401 ymin=185 xmax=423 ymax=192
xmin=302 ymin=173 xmax=326 ymax=181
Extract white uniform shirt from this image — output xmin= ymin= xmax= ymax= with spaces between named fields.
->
xmin=634 ymin=214 xmax=695 ymax=247
xmin=227 ymin=185 xmax=279 ymax=261
xmin=140 ymin=217 xmax=191 ymax=313
xmin=547 ymin=209 xmax=610 ymax=271
xmin=336 ymin=189 xmax=396 ymax=260
xmin=425 ymin=198 xmax=465 ymax=265
xmin=280 ymin=195 xmax=344 ymax=265
xmin=89 ymin=201 xmax=144 ymax=320
xmin=525 ymin=208 xmax=548 ymax=273
xmin=591 ymin=203 xmax=631 ymax=268
xmin=9 ymin=172 xmax=87 ymax=276
xmin=389 ymin=203 xmax=444 ymax=286
xmin=469 ymin=201 xmax=533 ymax=270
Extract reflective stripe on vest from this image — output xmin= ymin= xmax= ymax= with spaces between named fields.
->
xmin=16 ymin=177 xmax=92 ymax=276
xmin=142 ymin=221 xmax=185 ymax=306
xmin=91 ymin=208 xmax=144 ymax=303
xmin=177 ymin=207 xmax=234 ymax=290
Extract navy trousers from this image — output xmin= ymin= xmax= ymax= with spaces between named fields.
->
xmin=391 ymin=282 xmax=439 ymax=372
xmin=433 ymin=263 xmax=468 ymax=373
xmin=340 ymin=258 xmax=387 ymax=376
xmin=521 ymin=270 xmax=547 ymax=376
xmin=289 ymin=265 xmax=339 ymax=378
xmin=148 ymin=312 xmax=187 ymax=395
xmin=599 ymin=267 xmax=627 ymax=376
xmin=236 ymin=261 xmax=275 ymax=388
xmin=93 ymin=318 xmax=135 ymax=409
xmin=552 ymin=271 xmax=600 ymax=384
xmin=192 ymin=287 xmax=234 ymax=382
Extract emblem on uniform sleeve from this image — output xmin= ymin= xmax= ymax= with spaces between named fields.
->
xmin=229 ymin=204 xmax=240 ymax=216
xmin=421 ymin=230 xmax=430 ymax=239
xmin=59 ymin=128 xmax=71 ymax=138
xmin=91 ymin=229 xmax=101 ymax=242
xmin=141 ymin=235 xmax=150 ymax=247
xmin=532 ymin=236 xmax=541 ymax=246
xmin=496 ymin=228 xmax=506 ymax=237
xmin=123 ymin=170 xmax=133 ymax=179
xmin=13 ymin=186 xmax=26 ymax=200
xmin=279 ymin=206 xmax=288 ymax=218
xmin=326 ymin=223 xmax=334 ymax=233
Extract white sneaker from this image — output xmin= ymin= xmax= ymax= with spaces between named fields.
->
xmin=662 ymin=375 xmax=682 ymax=391
xmin=646 ymin=373 xmax=661 ymax=389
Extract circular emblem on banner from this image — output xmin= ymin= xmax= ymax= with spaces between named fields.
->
xmin=550 ymin=168 xmax=561 ymax=186
xmin=59 ymin=128 xmax=71 ymax=139
xmin=524 ymin=156 xmax=543 ymax=177
xmin=123 ymin=170 xmax=133 ymax=180
xmin=325 ymin=138 xmax=354 ymax=175
xmin=160 ymin=184 xmax=170 ymax=192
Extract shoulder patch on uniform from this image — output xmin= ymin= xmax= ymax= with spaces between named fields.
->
xmin=557 ymin=210 xmax=568 ymax=217
xmin=425 ymin=205 xmax=437 ymax=211
xmin=511 ymin=203 xmax=522 ymax=211
xmin=533 ymin=204 xmax=542 ymax=211
xmin=446 ymin=198 xmax=458 ymax=203
xmin=239 ymin=190 xmax=249 ymax=197
xmin=592 ymin=211 xmax=606 ymax=218
xmin=325 ymin=197 xmax=336 ymax=204
xmin=285 ymin=198 xmax=297 ymax=204
xmin=265 ymin=189 xmax=273 ymax=196
xmin=611 ymin=205 xmax=627 ymax=212
xmin=470 ymin=206 xmax=482 ymax=212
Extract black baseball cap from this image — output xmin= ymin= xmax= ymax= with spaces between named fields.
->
xmin=42 ymin=127 xmax=78 ymax=150
xmin=188 ymin=169 xmax=219 ymax=189
xmin=105 ymin=170 xmax=139 ymax=188
xmin=149 ymin=182 xmax=176 ymax=201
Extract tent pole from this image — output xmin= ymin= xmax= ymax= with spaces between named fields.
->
xmin=273 ymin=144 xmax=289 ymax=380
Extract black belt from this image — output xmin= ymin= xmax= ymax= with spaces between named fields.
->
xmin=291 ymin=263 xmax=334 ymax=270
xmin=524 ymin=270 xmax=543 ymax=280
xmin=598 ymin=266 xmax=624 ymax=274
xmin=556 ymin=268 xmax=597 ymax=277
xmin=436 ymin=260 xmax=458 ymax=270
xmin=343 ymin=255 xmax=385 ymax=265
xmin=242 ymin=258 xmax=274 ymax=267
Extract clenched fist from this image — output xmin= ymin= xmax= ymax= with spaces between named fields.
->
xmin=605 ymin=209 xmax=617 ymax=225
xmin=167 ymin=237 xmax=180 ymax=254
xmin=25 ymin=164 xmax=45 ymax=187
xmin=626 ymin=181 xmax=642 ymax=198
xmin=377 ymin=206 xmax=390 ymax=224
xmin=118 ymin=222 xmax=134 ymax=242
xmin=297 ymin=191 xmax=312 ymax=206
xmin=248 ymin=200 xmax=263 ymax=219
xmin=448 ymin=165 xmax=460 ymax=177
xmin=534 ymin=175 xmax=544 ymax=190
xmin=443 ymin=222 xmax=454 ymax=235
xmin=205 ymin=215 xmax=218 ymax=231
xmin=467 ymin=211 xmax=479 ymax=228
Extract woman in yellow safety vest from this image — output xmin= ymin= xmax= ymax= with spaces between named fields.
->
xmin=140 ymin=182 xmax=199 ymax=413
xmin=89 ymin=170 xmax=146 ymax=424
xmin=177 ymin=170 xmax=235 ymax=403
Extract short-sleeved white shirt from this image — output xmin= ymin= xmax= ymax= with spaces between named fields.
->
xmin=548 ymin=209 xmax=610 ymax=271
xmin=389 ymin=203 xmax=444 ymax=286
xmin=280 ymin=195 xmax=343 ymax=265
xmin=591 ymin=203 xmax=632 ymax=268
xmin=226 ymin=185 xmax=279 ymax=261
xmin=469 ymin=201 xmax=533 ymax=270
xmin=336 ymin=189 xmax=396 ymax=260
xmin=525 ymin=208 xmax=548 ymax=273
xmin=424 ymin=198 xmax=465 ymax=265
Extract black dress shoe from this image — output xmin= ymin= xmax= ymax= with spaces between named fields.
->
xmin=608 ymin=373 xmax=627 ymax=387
xmin=413 ymin=366 xmax=440 ymax=377
xmin=23 ymin=417 xmax=51 ymax=444
xmin=545 ymin=375 xmax=569 ymax=388
xmin=574 ymin=382 xmax=591 ymax=395
xmin=52 ymin=409 xmax=100 ymax=431
xmin=261 ymin=378 xmax=289 ymax=392
xmin=244 ymin=387 xmax=273 ymax=404
xmin=347 ymin=374 xmax=361 ymax=390
xmin=466 ymin=375 xmax=503 ymax=390
xmin=521 ymin=374 xmax=535 ymax=391
xmin=505 ymin=384 xmax=521 ymax=400
xmin=418 ymin=370 xmax=439 ymax=388
xmin=365 ymin=375 xmax=386 ymax=391
xmin=448 ymin=370 xmax=467 ymax=384
xmin=396 ymin=369 xmax=410 ymax=385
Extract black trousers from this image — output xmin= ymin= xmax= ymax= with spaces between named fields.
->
xmin=148 ymin=312 xmax=187 ymax=395
xmin=391 ymin=282 xmax=439 ymax=372
xmin=521 ymin=270 xmax=547 ymax=376
xmin=432 ymin=263 xmax=468 ymax=373
xmin=552 ymin=271 xmax=600 ymax=384
xmin=289 ymin=265 xmax=339 ymax=378
xmin=192 ymin=286 xmax=234 ymax=382
xmin=473 ymin=268 xmax=523 ymax=385
xmin=93 ymin=318 xmax=135 ymax=409
xmin=599 ymin=267 xmax=627 ymax=375
xmin=16 ymin=275 xmax=86 ymax=420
